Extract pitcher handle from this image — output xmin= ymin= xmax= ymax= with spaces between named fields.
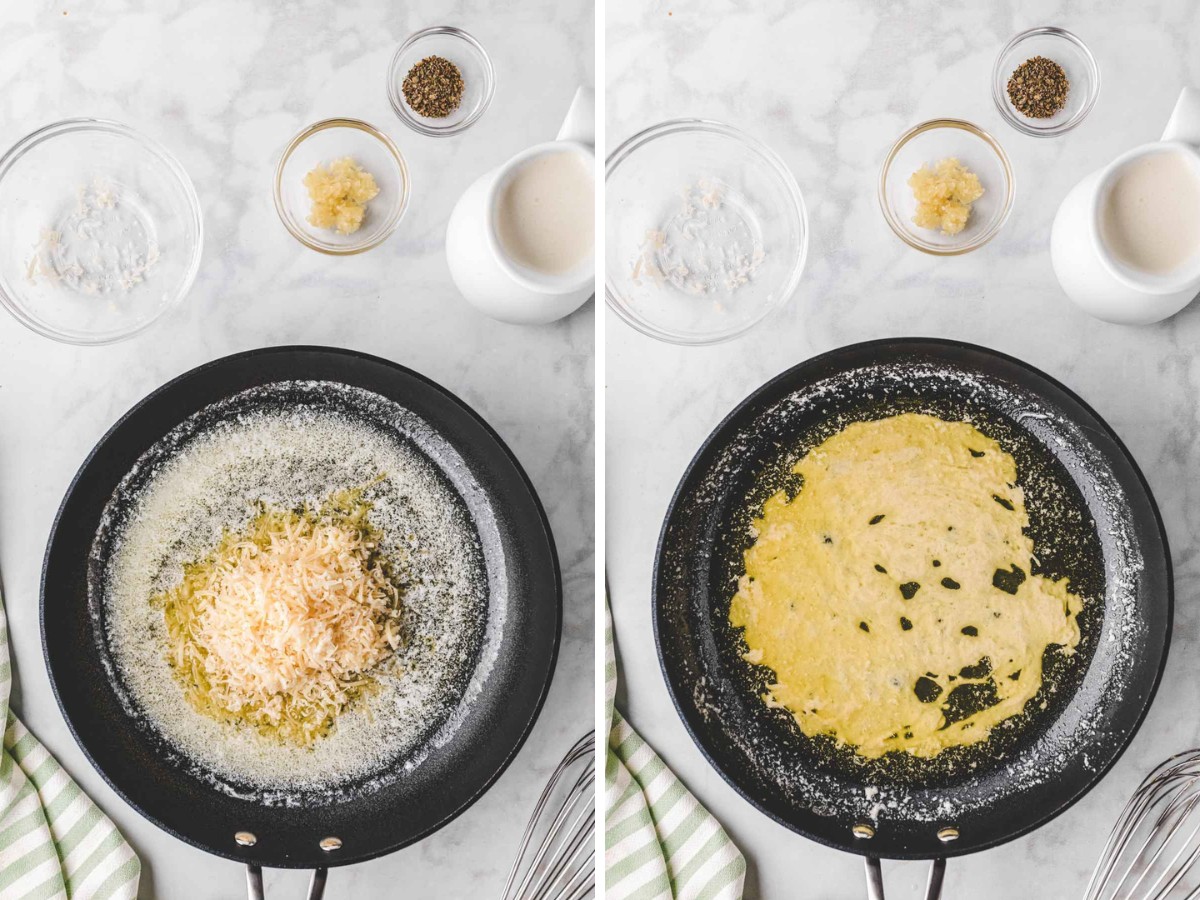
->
xmin=556 ymin=86 xmax=595 ymax=147
xmin=1162 ymin=87 xmax=1200 ymax=144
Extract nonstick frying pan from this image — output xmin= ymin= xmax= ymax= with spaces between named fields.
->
xmin=654 ymin=339 xmax=1171 ymax=898
xmin=42 ymin=347 xmax=561 ymax=897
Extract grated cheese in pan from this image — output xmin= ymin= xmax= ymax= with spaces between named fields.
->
xmin=155 ymin=488 xmax=404 ymax=745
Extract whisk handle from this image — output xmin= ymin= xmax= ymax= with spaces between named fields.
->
xmin=864 ymin=857 xmax=946 ymax=900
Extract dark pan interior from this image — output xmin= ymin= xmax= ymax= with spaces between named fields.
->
xmin=42 ymin=347 xmax=561 ymax=869
xmin=654 ymin=339 xmax=1171 ymax=860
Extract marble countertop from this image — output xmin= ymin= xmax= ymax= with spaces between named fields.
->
xmin=607 ymin=1 xmax=1200 ymax=897
xmin=0 ymin=1 xmax=592 ymax=897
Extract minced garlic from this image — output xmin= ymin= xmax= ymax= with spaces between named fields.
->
xmin=303 ymin=157 xmax=380 ymax=235
xmin=908 ymin=157 xmax=983 ymax=236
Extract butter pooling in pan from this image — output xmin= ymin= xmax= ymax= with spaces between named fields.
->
xmin=730 ymin=412 xmax=1083 ymax=759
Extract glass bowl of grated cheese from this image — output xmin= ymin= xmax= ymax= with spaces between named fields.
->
xmin=0 ymin=118 xmax=203 ymax=345
xmin=605 ymin=119 xmax=809 ymax=345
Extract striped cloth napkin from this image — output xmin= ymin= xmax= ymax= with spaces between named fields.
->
xmin=605 ymin=598 xmax=746 ymax=900
xmin=0 ymin=583 xmax=141 ymax=899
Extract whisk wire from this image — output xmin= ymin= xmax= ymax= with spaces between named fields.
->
xmin=502 ymin=731 xmax=596 ymax=900
xmin=517 ymin=757 xmax=593 ymax=900
xmin=1086 ymin=749 xmax=1200 ymax=900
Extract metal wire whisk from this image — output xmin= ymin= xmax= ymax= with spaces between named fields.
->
xmin=1085 ymin=749 xmax=1200 ymax=900
xmin=501 ymin=731 xmax=595 ymax=900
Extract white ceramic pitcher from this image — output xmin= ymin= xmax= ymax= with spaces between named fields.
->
xmin=1051 ymin=87 xmax=1200 ymax=324
xmin=446 ymin=86 xmax=595 ymax=325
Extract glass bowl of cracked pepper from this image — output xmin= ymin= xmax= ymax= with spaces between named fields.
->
xmin=388 ymin=26 xmax=495 ymax=137
xmin=992 ymin=26 xmax=1100 ymax=138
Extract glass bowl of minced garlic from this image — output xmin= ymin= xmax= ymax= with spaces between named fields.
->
xmin=274 ymin=118 xmax=410 ymax=254
xmin=879 ymin=119 xmax=1014 ymax=256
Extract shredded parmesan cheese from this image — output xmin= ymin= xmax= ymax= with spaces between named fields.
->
xmin=155 ymin=489 xmax=404 ymax=745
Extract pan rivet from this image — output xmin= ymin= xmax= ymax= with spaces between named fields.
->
xmin=852 ymin=823 xmax=875 ymax=839
xmin=937 ymin=827 xmax=960 ymax=843
xmin=235 ymin=831 xmax=257 ymax=847
xmin=320 ymin=837 xmax=343 ymax=852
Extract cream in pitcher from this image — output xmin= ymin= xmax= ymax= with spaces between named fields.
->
xmin=446 ymin=86 xmax=596 ymax=325
xmin=1099 ymin=149 xmax=1200 ymax=277
xmin=1051 ymin=87 xmax=1200 ymax=324
xmin=495 ymin=149 xmax=594 ymax=277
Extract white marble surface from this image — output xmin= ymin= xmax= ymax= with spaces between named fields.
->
xmin=0 ymin=1 xmax=593 ymax=897
xmin=607 ymin=1 xmax=1200 ymax=897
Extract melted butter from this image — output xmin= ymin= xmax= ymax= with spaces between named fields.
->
xmin=729 ymin=413 xmax=1083 ymax=759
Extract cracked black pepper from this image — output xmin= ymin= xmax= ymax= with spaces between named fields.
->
xmin=1007 ymin=55 xmax=1070 ymax=120
xmin=402 ymin=55 xmax=465 ymax=119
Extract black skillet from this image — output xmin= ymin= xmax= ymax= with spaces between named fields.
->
xmin=654 ymin=338 xmax=1171 ymax=898
xmin=42 ymin=347 xmax=561 ymax=898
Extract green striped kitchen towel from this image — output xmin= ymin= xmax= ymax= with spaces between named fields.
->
xmin=605 ymin=597 xmax=746 ymax=900
xmin=0 ymin=583 xmax=140 ymax=899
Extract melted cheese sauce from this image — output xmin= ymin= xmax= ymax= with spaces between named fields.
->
xmin=729 ymin=413 xmax=1083 ymax=759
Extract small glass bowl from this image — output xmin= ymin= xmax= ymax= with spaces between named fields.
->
xmin=879 ymin=119 xmax=1014 ymax=256
xmin=274 ymin=118 xmax=409 ymax=255
xmin=992 ymin=27 xmax=1100 ymax=138
xmin=605 ymin=119 xmax=808 ymax=346
xmin=0 ymin=118 xmax=203 ymax=345
xmin=388 ymin=27 xmax=495 ymax=137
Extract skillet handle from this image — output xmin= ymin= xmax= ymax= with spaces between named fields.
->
xmin=245 ymin=865 xmax=329 ymax=900
xmin=308 ymin=869 xmax=328 ymax=900
xmin=864 ymin=858 xmax=947 ymax=900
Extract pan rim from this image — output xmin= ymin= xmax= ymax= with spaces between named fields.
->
xmin=40 ymin=344 xmax=563 ymax=869
xmin=651 ymin=336 xmax=1172 ymax=861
